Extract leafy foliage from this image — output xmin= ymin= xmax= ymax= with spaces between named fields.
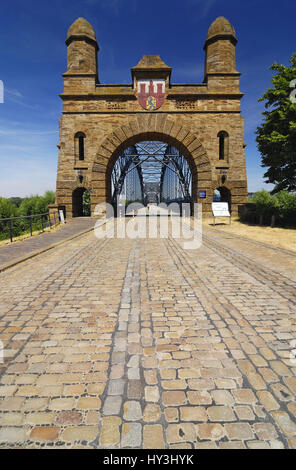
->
xmin=0 ymin=191 xmax=56 ymax=240
xmin=241 ymin=190 xmax=296 ymax=226
xmin=256 ymin=53 xmax=296 ymax=193
xmin=82 ymin=190 xmax=91 ymax=216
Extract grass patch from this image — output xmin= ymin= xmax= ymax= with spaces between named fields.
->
xmin=203 ymin=217 xmax=296 ymax=253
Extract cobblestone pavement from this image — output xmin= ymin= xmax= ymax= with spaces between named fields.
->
xmin=0 ymin=216 xmax=295 ymax=449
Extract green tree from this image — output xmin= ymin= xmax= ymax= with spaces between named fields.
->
xmin=9 ymin=197 xmax=23 ymax=208
xmin=256 ymin=53 xmax=296 ymax=193
xmin=0 ymin=198 xmax=17 ymax=219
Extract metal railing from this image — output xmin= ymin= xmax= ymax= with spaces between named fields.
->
xmin=0 ymin=212 xmax=59 ymax=243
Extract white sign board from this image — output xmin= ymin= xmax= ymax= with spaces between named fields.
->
xmin=59 ymin=209 xmax=65 ymax=224
xmin=212 ymin=202 xmax=230 ymax=217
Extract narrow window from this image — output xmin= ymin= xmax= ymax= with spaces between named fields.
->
xmin=78 ymin=135 xmax=84 ymax=160
xmin=219 ymin=134 xmax=225 ymax=160
xmin=217 ymin=131 xmax=229 ymax=161
xmin=74 ymin=132 xmax=86 ymax=162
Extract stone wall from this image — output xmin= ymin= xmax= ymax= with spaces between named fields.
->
xmin=55 ymin=16 xmax=248 ymax=218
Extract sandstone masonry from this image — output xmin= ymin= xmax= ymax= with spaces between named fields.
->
xmin=52 ymin=16 xmax=248 ymax=218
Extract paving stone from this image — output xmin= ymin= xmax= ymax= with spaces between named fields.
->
xmin=166 ymin=423 xmax=196 ymax=444
xmin=107 ymin=379 xmax=125 ymax=396
xmin=144 ymin=369 xmax=158 ymax=385
xmin=100 ymin=417 xmax=121 ymax=447
xmin=127 ymin=380 xmax=142 ymax=399
xmin=0 ymin=427 xmax=26 ymax=443
xmin=188 ymin=378 xmax=214 ymax=390
xmin=143 ymin=404 xmax=161 ymax=422
xmin=162 ymin=391 xmax=187 ymax=406
xmin=77 ymin=397 xmax=101 ymax=410
xmin=270 ymin=411 xmax=296 ymax=437
xmin=86 ymin=411 xmax=101 ymax=424
xmin=127 ymin=356 xmax=139 ymax=368
xmin=225 ymin=423 xmax=254 ymax=440
xmin=257 ymin=391 xmax=280 ymax=411
xmin=123 ymin=401 xmax=142 ymax=421
xmin=288 ymin=438 xmax=296 ymax=449
xmin=270 ymin=361 xmax=292 ymax=377
xmin=196 ymin=423 xmax=224 ymax=440
xmin=287 ymin=402 xmax=296 ymax=418
xmin=143 ymin=424 xmax=165 ymax=449
xmin=56 ymin=411 xmax=83 ymax=425
xmin=187 ymin=391 xmax=212 ymax=405
xmin=253 ymin=423 xmax=278 ymax=440
xmin=23 ymin=398 xmax=49 ymax=411
xmin=110 ymin=364 xmax=124 ymax=379
xmin=234 ymin=405 xmax=255 ymax=421
xmin=215 ymin=378 xmax=237 ymax=389
xmin=162 ymin=379 xmax=187 ymax=390
xmin=0 ymin=397 xmax=25 ymax=411
xmin=127 ymin=368 xmax=140 ymax=380
xmin=180 ymin=406 xmax=207 ymax=422
xmin=232 ymin=389 xmax=257 ymax=404
xmin=164 ymin=407 xmax=179 ymax=422
xmin=0 ymin=385 xmax=17 ymax=396
xmin=178 ymin=368 xmax=200 ymax=379
xmin=25 ymin=412 xmax=55 ymax=425
xmin=0 ymin=412 xmax=23 ymax=426
xmin=211 ymin=390 xmax=234 ymax=405
xmin=61 ymin=426 xmax=98 ymax=443
xmin=160 ymin=369 xmax=176 ymax=379
xmin=283 ymin=377 xmax=296 ymax=394
xmin=121 ymin=423 xmax=142 ymax=447
xmin=49 ymin=398 xmax=76 ymax=410
xmin=30 ymin=426 xmax=60 ymax=442
xmin=103 ymin=396 xmax=122 ymax=416
xmin=87 ymin=383 xmax=105 ymax=395
xmin=247 ymin=441 xmax=270 ymax=449
xmin=269 ymin=440 xmax=285 ymax=449
xmin=207 ymin=406 xmax=236 ymax=422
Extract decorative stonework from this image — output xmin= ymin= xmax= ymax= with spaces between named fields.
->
xmin=55 ymin=16 xmax=248 ymax=218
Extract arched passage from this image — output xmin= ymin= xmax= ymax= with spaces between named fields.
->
xmin=213 ymin=186 xmax=232 ymax=212
xmin=72 ymin=187 xmax=91 ymax=217
xmin=91 ymin=116 xmax=212 ymax=216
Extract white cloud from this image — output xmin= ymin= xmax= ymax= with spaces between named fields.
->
xmin=187 ymin=0 xmax=217 ymax=18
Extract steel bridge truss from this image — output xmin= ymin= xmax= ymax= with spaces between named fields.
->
xmin=111 ymin=141 xmax=192 ymax=205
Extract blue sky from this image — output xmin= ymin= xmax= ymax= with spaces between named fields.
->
xmin=0 ymin=0 xmax=295 ymax=197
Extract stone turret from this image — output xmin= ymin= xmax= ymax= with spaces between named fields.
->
xmin=204 ymin=17 xmax=239 ymax=91
xmin=63 ymin=17 xmax=99 ymax=92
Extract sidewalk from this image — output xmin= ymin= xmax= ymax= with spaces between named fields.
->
xmin=0 ymin=217 xmax=96 ymax=272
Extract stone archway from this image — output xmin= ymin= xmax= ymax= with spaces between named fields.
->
xmin=72 ymin=187 xmax=91 ymax=217
xmin=91 ymin=115 xmax=212 ymax=216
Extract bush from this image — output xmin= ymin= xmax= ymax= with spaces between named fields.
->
xmin=240 ymin=190 xmax=296 ymax=226
xmin=274 ymin=190 xmax=296 ymax=225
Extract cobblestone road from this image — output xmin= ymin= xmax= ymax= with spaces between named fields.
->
xmin=0 ymin=216 xmax=295 ymax=449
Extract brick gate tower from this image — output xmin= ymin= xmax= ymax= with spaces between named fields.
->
xmin=51 ymin=16 xmax=248 ymax=218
